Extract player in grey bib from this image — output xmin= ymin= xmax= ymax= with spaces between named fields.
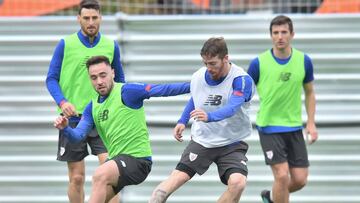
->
xmin=149 ymin=37 xmax=255 ymax=203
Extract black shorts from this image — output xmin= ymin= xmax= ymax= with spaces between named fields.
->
xmin=112 ymin=154 xmax=152 ymax=194
xmin=176 ymin=140 xmax=248 ymax=185
xmin=57 ymin=121 xmax=107 ymax=162
xmin=259 ymin=130 xmax=309 ymax=167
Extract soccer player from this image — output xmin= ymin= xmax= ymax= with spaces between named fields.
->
xmin=149 ymin=37 xmax=255 ymax=203
xmin=54 ymin=55 xmax=190 ymax=203
xmin=46 ymin=1 xmax=124 ymax=202
xmin=247 ymin=15 xmax=318 ymax=203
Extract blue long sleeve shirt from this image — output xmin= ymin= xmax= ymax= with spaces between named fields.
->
xmin=46 ymin=31 xmax=125 ymax=108
xmin=63 ymin=82 xmax=190 ymax=143
xmin=178 ymin=70 xmax=254 ymax=125
xmin=247 ymin=49 xmax=314 ymax=134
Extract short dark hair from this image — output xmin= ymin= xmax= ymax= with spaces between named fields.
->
xmin=270 ymin=15 xmax=293 ymax=34
xmin=200 ymin=37 xmax=228 ymax=59
xmin=86 ymin=55 xmax=112 ymax=70
xmin=78 ymin=0 xmax=101 ymax=15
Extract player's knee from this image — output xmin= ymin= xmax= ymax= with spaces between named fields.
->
xmin=227 ymin=173 xmax=246 ymax=193
xmin=293 ymin=176 xmax=307 ymax=189
xmin=92 ymin=171 xmax=108 ymax=185
xmin=274 ymin=169 xmax=290 ymax=185
xmin=277 ymin=174 xmax=290 ymax=186
xmin=70 ymin=174 xmax=85 ymax=186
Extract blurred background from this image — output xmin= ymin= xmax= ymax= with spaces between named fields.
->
xmin=1 ymin=0 xmax=360 ymax=16
xmin=0 ymin=0 xmax=360 ymax=203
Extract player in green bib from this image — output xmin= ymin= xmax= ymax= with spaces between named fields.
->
xmin=46 ymin=1 xmax=124 ymax=202
xmin=247 ymin=15 xmax=318 ymax=203
xmin=54 ymin=55 xmax=190 ymax=203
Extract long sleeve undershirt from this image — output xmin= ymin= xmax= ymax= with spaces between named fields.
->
xmin=46 ymin=31 xmax=125 ymax=107
xmin=177 ymin=71 xmax=254 ymax=125
xmin=63 ymin=82 xmax=190 ymax=143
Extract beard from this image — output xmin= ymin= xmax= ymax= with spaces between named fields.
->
xmin=96 ymin=82 xmax=114 ymax=96
xmin=83 ymin=26 xmax=99 ymax=38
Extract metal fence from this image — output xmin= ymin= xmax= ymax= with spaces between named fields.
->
xmin=118 ymin=0 xmax=324 ymax=15
xmin=0 ymin=0 xmax=359 ymax=16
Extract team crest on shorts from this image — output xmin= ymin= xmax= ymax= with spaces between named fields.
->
xmin=60 ymin=147 xmax=65 ymax=156
xmin=120 ymin=160 xmax=127 ymax=167
xmin=266 ymin=150 xmax=273 ymax=160
xmin=189 ymin=152 xmax=198 ymax=162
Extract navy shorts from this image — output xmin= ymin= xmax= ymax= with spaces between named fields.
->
xmin=57 ymin=120 xmax=107 ymax=162
xmin=176 ymin=140 xmax=248 ymax=185
xmin=112 ymin=154 xmax=152 ymax=194
xmin=259 ymin=130 xmax=309 ymax=167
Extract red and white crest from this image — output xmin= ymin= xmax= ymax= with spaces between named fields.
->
xmin=266 ymin=150 xmax=273 ymax=160
xmin=189 ymin=152 xmax=198 ymax=162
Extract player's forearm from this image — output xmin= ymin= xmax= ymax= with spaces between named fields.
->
xmin=62 ymin=126 xmax=84 ymax=143
xmin=63 ymin=123 xmax=91 ymax=143
xmin=305 ymin=92 xmax=316 ymax=124
xmin=177 ymin=97 xmax=194 ymax=124
xmin=63 ymin=115 xmax=93 ymax=143
xmin=207 ymin=96 xmax=245 ymax=122
xmin=46 ymin=78 xmax=66 ymax=106
xmin=149 ymin=82 xmax=190 ymax=97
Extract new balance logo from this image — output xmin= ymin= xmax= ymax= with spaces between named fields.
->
xmin=204 ymin=95 xmax=222 ymax=106
xmin=98 ymin=109 xmax=109 ymax=122
xmin=279 ymin=72 xmax=291 ymax=82
xmin=81 ymin=55 xmax=91 ymax=67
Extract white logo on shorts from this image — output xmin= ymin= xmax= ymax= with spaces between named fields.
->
xmin=121 ymin=160 xmax=126 ymax=167
xmin=60 ymin=147 xmax=65 ymax=156
xmin=266 ymin=150 xmax=273 ymax=160
xmin=189 ymin=152 xmax=198 ymax=162
xmin=241 ymin=160 xmax=247 ymax=166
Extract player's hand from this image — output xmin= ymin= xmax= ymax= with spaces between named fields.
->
xmin=54 ymin=116 xmax=69 ymax=130
xmin=190 ymin=109 xmax=208 ymax=122
xmin=305 ymin=122 xmax=318 ymax=144
xmin=173 ymin=123 xmax=185 ymax=142
xmin=60 ymin=102 xmax=78 ymax=118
